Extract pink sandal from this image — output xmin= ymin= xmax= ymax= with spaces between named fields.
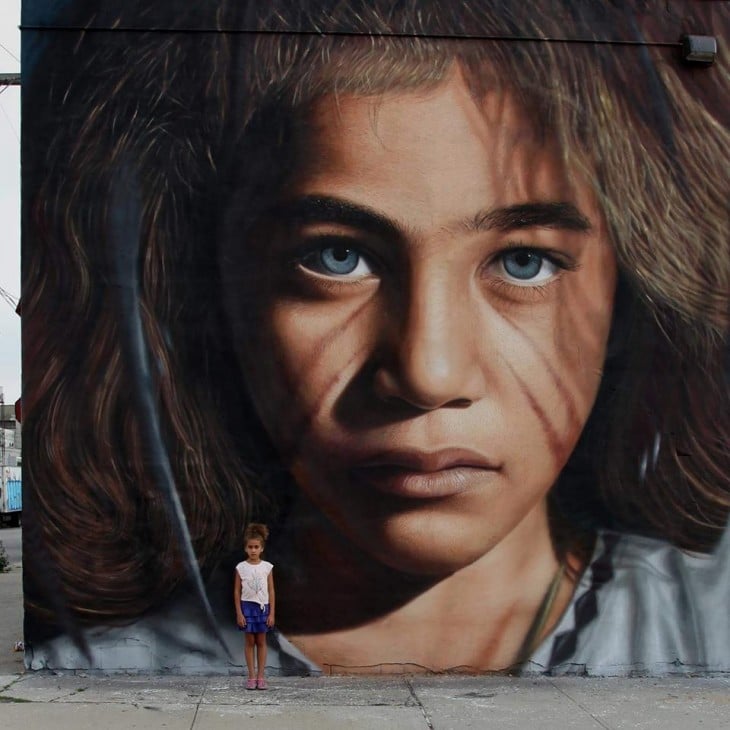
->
xmin=257 ymin=678 xmax=268 ymax=690
xmin=246 ymin=678 xmax=257 ymax=690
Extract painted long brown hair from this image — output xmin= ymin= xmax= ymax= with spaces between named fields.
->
xmin=22 ymin=0 xmax=729 ymax=635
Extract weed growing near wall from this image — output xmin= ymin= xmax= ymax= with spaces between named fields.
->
xmin=0 ymin=541 xmax=10 ymax=572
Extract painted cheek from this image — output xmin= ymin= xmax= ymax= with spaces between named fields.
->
xmin=492 ymin=285 xmax=612 ymax=474
xmin=557 ymin=255 xmax=616 ymax=398
xmin=253 ymin=297 xmax=377 ymax=457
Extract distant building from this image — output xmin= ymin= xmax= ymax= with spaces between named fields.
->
xmin=0 ymin=388 xmax=21 ymax=467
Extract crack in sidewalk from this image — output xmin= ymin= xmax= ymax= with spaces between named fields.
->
xmin=0 ymin=675 xmax=23 ymax=694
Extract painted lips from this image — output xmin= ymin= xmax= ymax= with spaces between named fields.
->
xmin=349 ymin=449 xmax=501 ymax=499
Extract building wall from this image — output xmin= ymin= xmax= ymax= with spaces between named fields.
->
xmin=0 ymin=401 xmax=21 ymax=467
xmin=20 ymin=0 xmax=729 ymax=675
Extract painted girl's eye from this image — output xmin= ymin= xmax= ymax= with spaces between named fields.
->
xmin=300 ymin=244 xmax=374 ymax=278
xmin=497 ymin=249 xmax=560 ymax=285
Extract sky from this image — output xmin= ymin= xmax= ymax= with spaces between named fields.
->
xmin=0 ymin=1 xmax=20 ymax=405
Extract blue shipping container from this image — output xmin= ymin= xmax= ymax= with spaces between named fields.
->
xmin=6 ymin=480 xmax=21 ymax=511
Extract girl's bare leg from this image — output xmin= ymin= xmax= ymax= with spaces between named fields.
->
xmin=255 ymin=632 xmax=267 ymax=679
xmin=245 ymin=633 xmax=256 ymax=678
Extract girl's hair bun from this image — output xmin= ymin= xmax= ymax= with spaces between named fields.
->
xmin=244 ymin=523 xmax=269 ymax=543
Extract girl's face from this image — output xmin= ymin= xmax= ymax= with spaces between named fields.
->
xmin=223 ymin=70 xmax=617 ymax=575
xmin=245 ymin=539 xmax=264 ymax=561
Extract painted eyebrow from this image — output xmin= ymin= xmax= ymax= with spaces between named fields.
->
xmin=271 ymin=196 xmax=401 ymax=240
xmin=468 ymin=202 xmax=592 ymax=233
xmin=271 ymin=196 xmax=591 ymax=237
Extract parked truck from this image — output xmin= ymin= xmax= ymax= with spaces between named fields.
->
xmin=1 ymin=466 xmax=21 ymax=527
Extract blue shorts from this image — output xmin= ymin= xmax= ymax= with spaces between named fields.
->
xmin=239 ymin=601 xmax=270 ymax=633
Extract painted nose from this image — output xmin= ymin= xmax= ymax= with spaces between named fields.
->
xmin=373 ymin=273 xmax=486 ymax=410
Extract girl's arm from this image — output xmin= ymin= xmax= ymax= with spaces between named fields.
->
xmin=234 ymin=571 xmax=245 ymax=628
xmin=267 ymin=569 xmax=276 ymax=627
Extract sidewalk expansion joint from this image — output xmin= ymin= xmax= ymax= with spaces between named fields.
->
xmin=405 ymin=678 xmax=435 ymax=729
xmin=189 ymin=676 xmax=209 ymax=729
xmin=549 ymin=679 xmax=612 ymax=729
xmin=0 ymin=695 xmax=34 ymax=703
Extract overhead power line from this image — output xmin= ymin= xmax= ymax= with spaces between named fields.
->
xmin=0 ymin=287 xmax=19 ymax=312
xmin=19 ymin=24 xmax=684 ymax=47
xmin=0 ymin=42 xmax=20 ymax=64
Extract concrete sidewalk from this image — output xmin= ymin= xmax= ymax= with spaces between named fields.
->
xmin=2 ymin=564 xmax=729 ymax=729
xmin=1 ymin=673 xmax=729 ymax=729
xmin=0 ymin=558 xmax=24 ymax=676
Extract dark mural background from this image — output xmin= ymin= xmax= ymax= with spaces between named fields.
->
xmin=21 ymin=1 xmax=730 ymax=675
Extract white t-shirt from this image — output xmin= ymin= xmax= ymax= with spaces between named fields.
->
xmin=236 ymin=560 xmax=273 ymax=608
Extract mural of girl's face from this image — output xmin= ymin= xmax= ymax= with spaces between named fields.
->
xmin=224 ymin=69 xmax=617 ymax=576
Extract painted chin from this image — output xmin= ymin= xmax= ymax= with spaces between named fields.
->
xmin=369 ymin=510 xmax=508 ymax=576
xmin=292 ymin=464 xmax=512 ymax=575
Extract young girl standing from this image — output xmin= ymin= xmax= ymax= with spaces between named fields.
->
xmin=234 ymin=524 xmax=275 ymax=689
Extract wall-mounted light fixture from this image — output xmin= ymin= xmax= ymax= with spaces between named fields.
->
xmin=680 ymin=35 xmax=718 ymax=66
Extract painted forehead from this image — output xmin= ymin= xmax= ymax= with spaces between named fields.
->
xmin=290 ymin=76 xmax=586 ymax=211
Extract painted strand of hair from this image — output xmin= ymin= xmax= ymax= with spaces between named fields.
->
xmin=106 ymin=162 xmax=232 ymax=663
xmin=21 ymin=0 xmax=729 ymax=675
